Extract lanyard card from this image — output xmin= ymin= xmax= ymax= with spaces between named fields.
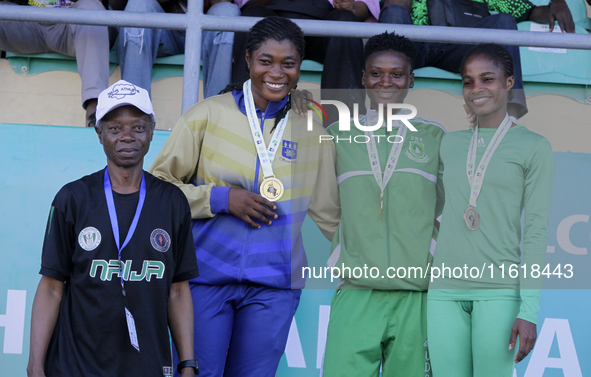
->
xmin=125 ymin=307 xmax=140 ymax=352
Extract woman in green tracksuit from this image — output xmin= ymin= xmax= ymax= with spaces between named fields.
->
xmin=427 ymin=44 xmax=555 ymax=376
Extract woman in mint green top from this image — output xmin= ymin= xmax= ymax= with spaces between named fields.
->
xmin=427 ymin=44 xmax=555 ymax=377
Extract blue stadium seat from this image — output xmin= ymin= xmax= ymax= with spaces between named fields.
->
xmin=518 ymin=22 xmax=591 ymax=85
xmin=4 ymin=50 xmax=326 ymax=83
xmin=5 ymin=50 xmax=119 ymax=76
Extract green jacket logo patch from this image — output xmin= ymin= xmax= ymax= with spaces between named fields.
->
xmin=406 ymin=138 xmax=430 ymax=163
xmin=409 ymin=141 xmax=425 ymax=158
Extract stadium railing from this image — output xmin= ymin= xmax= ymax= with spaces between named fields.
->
xmin=1 ymin=0 xmax=590 ymax=113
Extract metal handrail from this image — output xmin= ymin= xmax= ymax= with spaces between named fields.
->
xmin=1 ymin=0 xmax=590 ymax=112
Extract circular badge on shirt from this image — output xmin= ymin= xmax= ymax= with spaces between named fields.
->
xmin=150 ymin=229 xmax=171 ymax=252
xmin=78 ymin=227 xmax=102 ymax=251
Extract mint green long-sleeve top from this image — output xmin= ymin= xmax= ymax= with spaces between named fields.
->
xmin=429 ymin=125 xmax=555 ymax=324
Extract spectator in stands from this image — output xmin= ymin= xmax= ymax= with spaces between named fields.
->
xmin=378 ymin=0 xmax=575 ymax=119
xmin=231 ymin=0 xmax=380 ymax=124
xmin=111 ymin=0 xmax=240 ymax=99
xmin=0 ymin=0 xmax=114 ymax=127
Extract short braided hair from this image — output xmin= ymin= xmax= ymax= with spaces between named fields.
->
xmin=364 ymin=32 xmax=417 ymax=70
xmin=222 ymin=16 xmax=305 ymax=131
xmin=460 ymin=43 xmax=515 ymax=100
xmin=246 ymin=16 xmax=305 ymax=62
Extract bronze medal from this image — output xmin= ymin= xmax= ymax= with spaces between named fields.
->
xmin=464 ymin=206 xmax=480 ymax=231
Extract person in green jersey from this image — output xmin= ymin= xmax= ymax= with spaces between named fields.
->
xmin=427 ymin=44 xmax=555 ymax=377
xmin=322 ymin=32 xmax=446 ymax=377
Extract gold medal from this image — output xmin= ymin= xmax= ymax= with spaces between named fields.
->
xmin=464 ymin=206 xmax=480 ymax=231
xmin=260 ymin=177 xmax=284 ymax=202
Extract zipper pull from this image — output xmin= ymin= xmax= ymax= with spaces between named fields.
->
xmin=379 ymin=191 xmax=384 ymax=220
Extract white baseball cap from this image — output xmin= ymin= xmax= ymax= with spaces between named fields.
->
xmin=96 ymin=80 xmax=154 ymax=122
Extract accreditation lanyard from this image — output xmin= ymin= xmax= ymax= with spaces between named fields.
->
xmin=104 ymin=167 xmax=146 ymax=295
xmin=364 ymin=110 xmax=407 ymax=219
xmin=103 ymin=167 xmax=146 ymax=352
xmin=243 ymin=79 xmax=289 ymax=179
xmin=466 ymin=113 xmax=511 ymax=208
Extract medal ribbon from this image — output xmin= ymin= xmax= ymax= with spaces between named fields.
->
xmin=466 ymin=113 xmax=511 ymax=208
xmin=364 ymin=109 xmax=408 ymax=218
xmin=243 ymin=80 xmax=289 ymax=179
xmin=104 ymin=167 xmax=146 ymax=296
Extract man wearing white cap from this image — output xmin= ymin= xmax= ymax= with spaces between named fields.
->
xmin=27 ymin=80 xmax=199 ymax=377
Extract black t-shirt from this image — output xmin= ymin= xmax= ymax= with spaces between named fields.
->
xmin=113 ymin=191 xmax=139 ymax=245
xmin=40 ymin=169 xmax=199 ymax=377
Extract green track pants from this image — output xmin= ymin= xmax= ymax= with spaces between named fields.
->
xmin=427 ymin=299 xmax=520 ymax=377
xmin=323 ymin=285 xmax=431 ymax=377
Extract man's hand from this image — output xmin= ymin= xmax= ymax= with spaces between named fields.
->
xmin=333 ymin=0 xmax=369 ymax=20
xmin=228 ymin=187 xmax=278 ymax=228
xmin=291 ymin=89 xmax=313 ymax=117
xmin=529 ymin=0 xmax=575 ymax=33
xmin=548 ymin=0 xmax=575 ymax=33
xmin=333 ymin=0 xmax=354 ymax=12
xmin=509 ymin=318 xmax=537 ymax=363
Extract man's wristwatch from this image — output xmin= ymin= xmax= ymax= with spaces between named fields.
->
xmin=177 ymin=359 xmax=199 ymax=375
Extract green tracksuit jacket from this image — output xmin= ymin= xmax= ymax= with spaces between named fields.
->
xmin=327 ymin=115 xmax=446 ymax=290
